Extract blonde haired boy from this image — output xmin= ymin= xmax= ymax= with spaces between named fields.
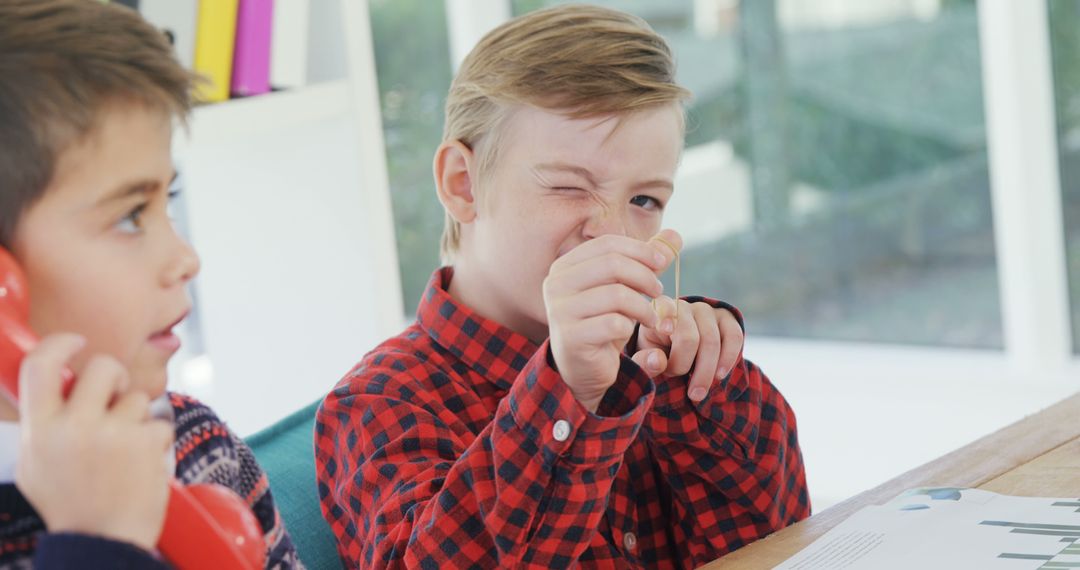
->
xmin=317 ymin=5 xmax=809 ymax=568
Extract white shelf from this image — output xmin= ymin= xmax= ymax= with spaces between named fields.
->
xmin=178 ymin=80 xmax=351 ymax=146
xmin=163 ymin=0 xmax=403 ymax=433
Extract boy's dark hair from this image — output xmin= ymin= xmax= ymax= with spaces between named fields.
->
xmin=0 ymin=0 xmax=196 ymax=247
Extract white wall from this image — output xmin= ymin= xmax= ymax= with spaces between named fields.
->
xmin=750 ymin=338 xmax=1080 ymax=511
xmin=170 ymin=88 xmax=385 ymax=436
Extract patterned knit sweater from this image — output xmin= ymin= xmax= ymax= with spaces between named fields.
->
xmin=0 ymin=393 xmax=301 ymax=569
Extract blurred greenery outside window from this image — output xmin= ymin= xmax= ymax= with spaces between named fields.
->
xmin=377 ymin=0 xmax=1004 ymax=348
xmin=371 ymin=0 xmax=452 ymax=315
xmin=1047 ymin=0 xmax=1080 ymax=354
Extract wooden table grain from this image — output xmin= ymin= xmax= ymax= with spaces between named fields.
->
xmin=700 ymin=392 xmax=1080 ymax=569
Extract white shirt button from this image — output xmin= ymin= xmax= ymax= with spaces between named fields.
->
xmin=552 ymin=419 xmax=571 ymax=442
xmin=624 ymin=532 xmax=637 ymax=552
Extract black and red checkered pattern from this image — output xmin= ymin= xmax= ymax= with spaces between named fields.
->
xmin=315 ymin=268 xmax=810 ymax=569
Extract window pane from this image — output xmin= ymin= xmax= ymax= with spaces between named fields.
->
xmin=1048 ymin=0 xmax=1080 ymax=354
xmin=513 ymin=0 xmax=1001 ymax=347
xmin=371 ymin=0 xmax=453 ymax=314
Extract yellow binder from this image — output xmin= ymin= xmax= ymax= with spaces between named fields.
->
xmin=193 ymin=0 xmax=239 ymax=103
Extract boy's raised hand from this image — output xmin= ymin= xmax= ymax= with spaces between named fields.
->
xmin=632 ymin=297 xmax=744 ymax=402
xmin=15 ymin=333 xmax=174 ymax=552
xmin=543 ymin=235 xmax=668 ymax=412
xmin=631 ymin=230 xmax=745 ymax=403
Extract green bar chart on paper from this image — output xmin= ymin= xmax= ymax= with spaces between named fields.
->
xmin=983 ymin=519 xmax=1080 ymax=565
xmin=777 ymin=490 xmax=1080 ymax=570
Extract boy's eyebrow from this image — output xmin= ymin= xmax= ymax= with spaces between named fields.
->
xmin=534 ymin=162 xmax=599 ymax=187
xmin=534 ymin=162 xmax=673 ymax=192
xmin=97 ymin=170 xmax=179 ymax=205
xmin=632 ymin=178 xmax=674 ymax=193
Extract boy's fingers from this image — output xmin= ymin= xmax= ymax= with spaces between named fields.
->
xmin=555 ymin=285 xmax=659 ymax=330
xmin=687 ymin=303 xmax=722 ymax=403
xmin=551 ymin=252 xmax=664 ymax=299
xmin=716 ymin=309 xmax=744 ymax=381
xmin=631 ymin=348 xmax=668 ymax=377
xmin=635 ymin=323 xmax=668 ymax=353
xmin=664 ymin=301 xmax=698 ymax=377
xmin=19 ymin=334 xmax=85 ymax=423
xmin=647 ymin=229 xmax=683 ymax=268
xmin=144 ymin=419 xmax=176 ymax=453
xmin=572 ymin=313 xmax=638 ymax=347
xmin=558 ymin=234 xmax=668 ymax=273
xmin=67 ymin=355 xmax=128 ymax=420
xmin=651 ymin=296 xmax=678 ymax=334
xmin=110 ymin=390 xmax=152 ymax=422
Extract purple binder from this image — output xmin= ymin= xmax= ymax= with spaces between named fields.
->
xmin=231 ymin=0 xmax=273 ymax=97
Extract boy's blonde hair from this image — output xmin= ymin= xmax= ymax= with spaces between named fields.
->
xmin=439 ymin=4 xmax=690 ymax=263
xmin=0 ymin=0 xmax=195 ymax=248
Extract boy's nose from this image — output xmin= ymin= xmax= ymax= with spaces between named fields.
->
xmin=162 ymin=239 xmax=201 ymax=287
xmin=582 ymin=208 xmax=628 ymax=239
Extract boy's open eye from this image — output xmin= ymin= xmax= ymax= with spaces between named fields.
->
xmin=115 ymin=202 xmax=148 ymax=234
xmin=630 ymin=195 xmax=663 ymax=211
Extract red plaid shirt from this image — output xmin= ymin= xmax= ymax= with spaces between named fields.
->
xmin=315 ymin=268 xmax=809 ymax=569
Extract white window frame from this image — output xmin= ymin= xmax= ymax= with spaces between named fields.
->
xmin=978 ymin=0 xmax=1074 ymax=373
xmin=342 ymin=0 xmax=406 ymax=337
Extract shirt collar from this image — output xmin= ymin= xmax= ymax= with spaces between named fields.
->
xmin=416 ymin=267 xmax=539 ymax=390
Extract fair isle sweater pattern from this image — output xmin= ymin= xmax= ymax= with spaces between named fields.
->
xmin=0 ymin=392 xmax=301 ymax=569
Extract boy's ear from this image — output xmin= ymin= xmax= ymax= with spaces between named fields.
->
xmin=433 ymin=140 xmax=478 ymax=224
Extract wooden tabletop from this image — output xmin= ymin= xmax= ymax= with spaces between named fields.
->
xmin=700 ymin=391 xmax=1080 ymax=569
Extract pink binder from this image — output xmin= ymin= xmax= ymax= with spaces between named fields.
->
xmin=230 ymin=0 xmax=273 ymax=97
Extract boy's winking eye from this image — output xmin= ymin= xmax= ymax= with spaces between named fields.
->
xmin=532 ymin=162 xmax=674 ymax=210
xmin=534 ymin=162 xmax=600 ymax=190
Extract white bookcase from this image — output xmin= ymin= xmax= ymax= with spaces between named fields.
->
xmin=168 ymin=0 xmax=403 ymax=435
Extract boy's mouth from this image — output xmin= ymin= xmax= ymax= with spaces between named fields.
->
xmin=148 ymin=310 xmax=189 ymax=353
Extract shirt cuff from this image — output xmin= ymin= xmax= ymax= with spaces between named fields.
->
xmin=648 ymin=358 xmax=753 ymax=463
xmin=505 ymin=340 xmax=654 ymax=466
xmin=34 ymin=533 xmax=169 ymax=569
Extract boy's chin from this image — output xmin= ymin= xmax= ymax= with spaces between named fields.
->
xmin=129 ymin=365 xmax=169 ymax=399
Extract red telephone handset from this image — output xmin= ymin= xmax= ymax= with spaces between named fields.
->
xmin=0 ymin=248 xmax=266 ymax=570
